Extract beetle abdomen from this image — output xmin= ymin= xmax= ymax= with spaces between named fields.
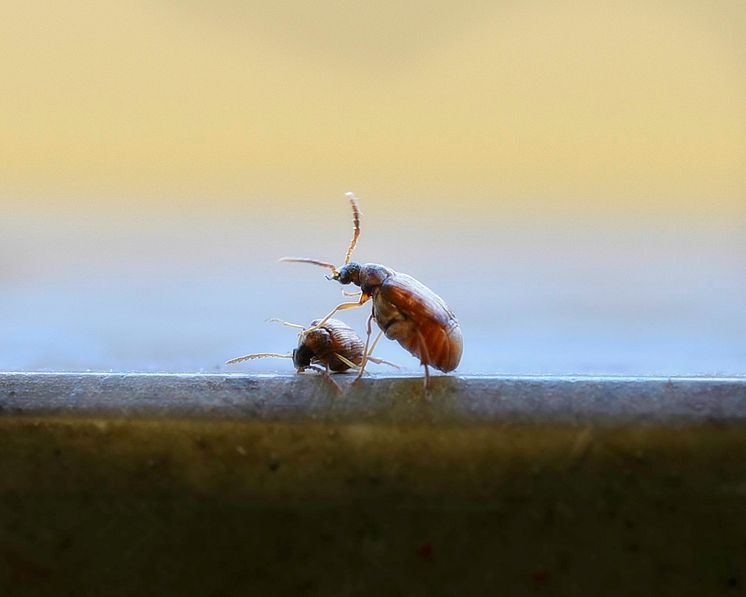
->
xmin=430 ymin=320 xmax=463 ymax=372
xmin=373 ymin=273 xmax=463 ymax=372
xmin=382 ymin=316 xmax=462 ymax=372
xmin=309 ymin=318 xmax=365 ymax=372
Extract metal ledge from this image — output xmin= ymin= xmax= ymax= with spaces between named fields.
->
xmin=3 ymin=372 xmax=746 ymax=595
xmin=2 ymin=372 xmax=745 ymax=424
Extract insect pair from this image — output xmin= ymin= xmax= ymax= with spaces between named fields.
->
xmin=227 ymin=193 xmax=463 ymax=389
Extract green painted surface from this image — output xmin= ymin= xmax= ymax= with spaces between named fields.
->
xmin=1 ymin=417 xmax=745 ymax=596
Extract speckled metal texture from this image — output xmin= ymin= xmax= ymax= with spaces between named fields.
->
xmin=1 ymin=372 xmax=746 ymax=423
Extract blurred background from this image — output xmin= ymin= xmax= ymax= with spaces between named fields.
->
xmin=1 ymin=0 xmax=744 ymax=375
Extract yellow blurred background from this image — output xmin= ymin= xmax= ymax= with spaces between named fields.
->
xmin=1 ymin=1 xmax=744 ymax=374
xmin=2 ymin=0 xmax=745 ymax=212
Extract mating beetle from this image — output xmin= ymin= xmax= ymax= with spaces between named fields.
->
xmin=226 ymin=317 xmax=396 ymax=376
xmin=282 ymin=193 xmax=463 ymax=387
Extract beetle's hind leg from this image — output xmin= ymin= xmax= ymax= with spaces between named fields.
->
xmin=422 ymin=363 xmax=431 ymax=392
xmin=415 ymin=330 xmax=433 ymax=394
xmin=366 ymin=355 xmax=399 ymax=368
xmin=333 ymin=339 xmax=398 ymax=373
xmin=332 ymin=353 xmax=359 ymax=370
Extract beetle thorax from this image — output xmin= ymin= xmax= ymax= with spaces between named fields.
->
xmin=357 ymin=264 xmax=393 ymax=295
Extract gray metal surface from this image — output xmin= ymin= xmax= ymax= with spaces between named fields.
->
xmin=2 ymin=372 xmax=746 ymax=424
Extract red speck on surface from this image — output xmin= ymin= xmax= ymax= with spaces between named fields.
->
xmin=0 ymin=546 xmax=52 ymax=583
xmin=417 ymin=542 xmax=434 ymax=560
xmin=532 ymin=569 xmax=551 ymax=585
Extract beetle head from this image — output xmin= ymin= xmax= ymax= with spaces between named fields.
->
xmin=292 ymin=344 xmax=313 ymax=369
xmin=333 ymin=262 xmax=361 ymax=286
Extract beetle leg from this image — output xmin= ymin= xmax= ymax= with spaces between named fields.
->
xmin=367 ymin=328 xmax=383 ymax=355
xmin=415 ymin=330 xmax=433 ymax=393
xmin=361 ymin=329 xmax=399 ymax=368
xmin=354 ymin=314 xmax=376 ymax=382
xmin=332 ymin=353 xmax=359 ymax=370
xmin=423 ymin=364 xmax=431 ymax=392
xmin=361 ymin=329 xmax=400 ymax=368
xmin=334 ymin=348 xmax=399 ymax=371
xmin=366 ymin=356 xmax=400 ymax=369
xmin=305 ymin=294 xmax=371 ymax=333
xmin=226 ymin=353 xmax=291 ymax=365
xmin=307 ymin=364 xmax=342 ymax=394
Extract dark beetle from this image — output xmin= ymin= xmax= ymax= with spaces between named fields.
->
xmin=282 ymin=193 xmax=463 ymax=387
xmin=226 ymin=317 xmax=396 ymax=376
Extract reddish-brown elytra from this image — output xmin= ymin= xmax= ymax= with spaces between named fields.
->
xmin=281 ymin=193 xmax=463 ymax=388
xmin=226 ymin=317 xmax=397 ymax=391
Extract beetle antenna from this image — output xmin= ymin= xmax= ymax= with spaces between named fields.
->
xmin=267 ymin=318 xmax=306 ymax=330
xmin=343 ymin=192 xmax=361 ymax=265
xmin=279 ymin=257 xmax=339 ymax=275
xmin=226 ymin=353 xmax=291 ymax=365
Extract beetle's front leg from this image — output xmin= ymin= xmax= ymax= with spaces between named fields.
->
xmin=304 ymin=294 xmax=370 ymax=334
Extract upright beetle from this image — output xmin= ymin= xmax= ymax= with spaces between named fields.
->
xmin=282 ymin=193 xmax=463 ymax=387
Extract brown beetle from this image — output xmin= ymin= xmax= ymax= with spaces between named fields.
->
xmin=226 ymin=317 xmax=396 ymax=382
xmin=281 ymin=193 xmax=463 ymax=388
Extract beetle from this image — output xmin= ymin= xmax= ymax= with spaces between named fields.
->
xmin=281 ymin=193 xmax=463 ymax=388
xmin=226 ymin=317 xmax=397 ymax=387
